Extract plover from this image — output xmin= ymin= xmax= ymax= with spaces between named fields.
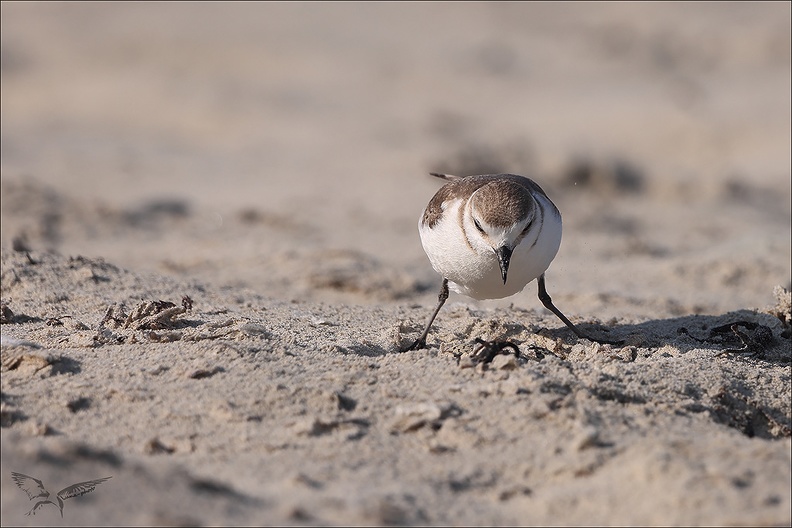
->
xmin=404 ymin=172 xmax=619 ymax=352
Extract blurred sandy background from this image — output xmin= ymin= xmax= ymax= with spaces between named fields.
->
xmin=1 ymin=2 xmax=790 ymax=526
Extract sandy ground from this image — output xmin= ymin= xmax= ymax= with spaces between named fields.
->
xmin=1 ymin=2 xmax=791 ymax=526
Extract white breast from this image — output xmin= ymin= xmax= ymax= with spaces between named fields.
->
xmin=418 ymin=195 xmax=562 ymax=300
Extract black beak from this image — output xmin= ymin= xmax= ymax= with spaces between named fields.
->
xmin=495 ymin=246 xmax=512 ymax=284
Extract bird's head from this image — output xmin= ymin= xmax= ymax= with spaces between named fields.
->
xmin=465 ymin=181 xmax=536 ymax=283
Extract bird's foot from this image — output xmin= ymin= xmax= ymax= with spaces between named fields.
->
xmin=401 ymin=338 xmax=427 ymax=352
xmin=471 ymin=338 xmax=522 ymax=364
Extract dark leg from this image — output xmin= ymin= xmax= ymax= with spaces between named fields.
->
xmin=403 ymin=278 xmax=449 ymax=351
xmin=537 ymin=274 xmax=622 ymax=345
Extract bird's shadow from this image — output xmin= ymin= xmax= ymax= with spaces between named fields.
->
xmin=341 ymin=308 xmax=789 ymax=363
xmin=541 ymin=309 xmax=789 ymax=363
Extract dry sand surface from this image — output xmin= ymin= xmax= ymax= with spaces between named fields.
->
xmin=1 ymin=2 xmax=791 ymax=526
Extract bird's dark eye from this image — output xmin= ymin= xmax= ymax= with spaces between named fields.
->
xmin=474 ymin=219 xmax=484 ymax=233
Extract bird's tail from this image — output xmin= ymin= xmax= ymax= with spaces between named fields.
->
xmin=429 ymin=172 xmax=461 ymax=181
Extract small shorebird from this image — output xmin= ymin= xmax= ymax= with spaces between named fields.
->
xmin=404 ymin=172 xmax=619 ymax=353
